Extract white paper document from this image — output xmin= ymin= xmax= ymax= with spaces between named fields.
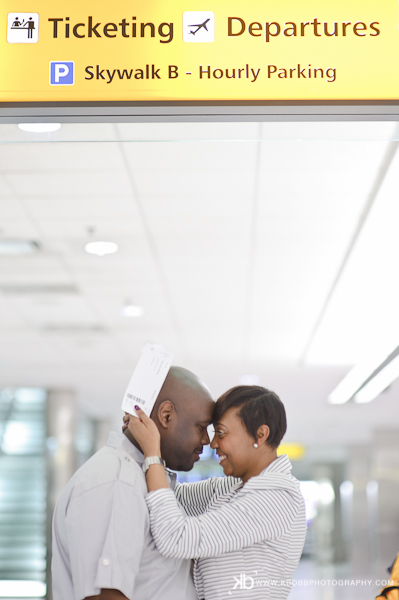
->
xmin=121 ymin=344 xmax=174 ymax=417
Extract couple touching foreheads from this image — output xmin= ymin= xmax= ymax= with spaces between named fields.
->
xmin=52 ymin=367 xmax=306 ymax=600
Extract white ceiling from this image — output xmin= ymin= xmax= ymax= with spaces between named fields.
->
xmin=0 ymin=120 xmax=398 ymax=445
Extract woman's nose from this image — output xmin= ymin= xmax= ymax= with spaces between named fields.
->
xmin=210 ymin=437 xmax=218 ymax=449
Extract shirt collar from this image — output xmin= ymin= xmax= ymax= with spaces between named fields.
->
xmin=107 ymin=431 xmax=144 ymax=465
xmin=106 ymin=431 xmax=177 ymax=490
xmin=240 ymin=454 xmax=296 ymax=494
xmin=261 ymin=453 xmax=292 ymax=476
xmin=165 ymin=468 xmax=177 ymax=491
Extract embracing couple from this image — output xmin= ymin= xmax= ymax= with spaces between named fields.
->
xmin=52 ymin=367 xmax=306 ymax=600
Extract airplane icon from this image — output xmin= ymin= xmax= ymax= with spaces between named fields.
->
xmin=183 ymin=12 xmax=214 ymax=43
xmin=188 ymin=18 xmax=211 ymax=35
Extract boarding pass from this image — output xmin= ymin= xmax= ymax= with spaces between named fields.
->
xmin=121 ymin=343 xmax=174 ymax=417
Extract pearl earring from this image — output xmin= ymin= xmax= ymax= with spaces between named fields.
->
xmin=253 ymin=443 xmax=258 ymax=448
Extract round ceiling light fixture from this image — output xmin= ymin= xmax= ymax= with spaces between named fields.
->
xmin=121 ymin=304 xmax=146 ymax=318
xmin=84 ymin=241 xmax=119 ymax=256
xmin=121 ymin=297 xmax=145 ymax=317
xmin=18 ymin=123 xmax=61 ymax=133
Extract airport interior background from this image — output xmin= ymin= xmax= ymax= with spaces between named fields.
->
xmin=0 ymin=119 xmax=399 ymax=599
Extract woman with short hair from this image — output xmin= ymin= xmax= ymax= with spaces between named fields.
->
xmin=128 ymin=386 xmax=306 ymax=600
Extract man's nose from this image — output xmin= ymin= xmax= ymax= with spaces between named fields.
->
xmin=202 ymin=429 xmax=211 ymax=446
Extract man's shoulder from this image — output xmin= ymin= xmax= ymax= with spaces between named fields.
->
xmin=65 ymin=444 xmax=147 ymax=501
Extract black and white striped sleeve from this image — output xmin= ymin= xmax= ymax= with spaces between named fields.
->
xmin=146 ymin=486 xmax=301 ymax=560
xmin=175 ymin=477 xmax=240 ymax=516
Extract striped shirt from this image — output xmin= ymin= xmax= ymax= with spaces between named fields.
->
xmin=146 ymin=454 xmax=306 ymax=600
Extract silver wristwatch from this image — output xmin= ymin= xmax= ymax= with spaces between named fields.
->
xmin=142 ymin=456 xmax=165 ymax=474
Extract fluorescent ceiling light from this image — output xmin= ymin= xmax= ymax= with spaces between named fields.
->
xmin=85 ymin=241 xmax=118 ymax=256
xmin=328 ymin=338 xmax=399 ymax=404
xmin=121 ymin=304 xmax=146 ymax=317
xmin=354 ymin=354 xmax=399 ymax=403
xmin=0 ymin=239 xmax=39 ymax=255
xmin=18 ymin=122 xmax=61 ymax=133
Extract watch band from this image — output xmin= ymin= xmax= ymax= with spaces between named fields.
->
xmin=142 ymin=455 xmax=165 ymax=474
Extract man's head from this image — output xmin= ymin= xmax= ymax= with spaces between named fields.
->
xmin=126 ymin=366 xmax=215 ymax=471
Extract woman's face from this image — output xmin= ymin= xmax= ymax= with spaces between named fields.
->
xmin=210 ymin=406 xmax=258 ymax=480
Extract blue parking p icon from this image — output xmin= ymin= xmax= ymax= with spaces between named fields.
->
xmin=49 ymin=61 xmax=75 ymax=86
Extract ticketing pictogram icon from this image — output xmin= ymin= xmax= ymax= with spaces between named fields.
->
xmin=7 ymin=13 xmax=39 ymax=43
xmin=183 ymin=12 xmax=214 ymax=42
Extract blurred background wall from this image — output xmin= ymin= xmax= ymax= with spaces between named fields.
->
xmin=1 ymin=121 xmax=399 ymax=599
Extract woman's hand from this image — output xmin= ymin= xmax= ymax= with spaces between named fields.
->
xmin=127 ymin=407 xmax=161 ymax=458
xmin=122 ymin=413 xmax=129 ymax=433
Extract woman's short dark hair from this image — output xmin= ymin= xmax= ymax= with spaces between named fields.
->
xmin=213 ymin=386 xmax=287 ymax=449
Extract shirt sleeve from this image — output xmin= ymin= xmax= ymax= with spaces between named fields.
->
xmin=146 ymin=486 xmax=301 ymax=560
xmin=175 ymin=477 xmax=240 ymax=516
xmin=65 ymin=480 xmax=148 ymax=600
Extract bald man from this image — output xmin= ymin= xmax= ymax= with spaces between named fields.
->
xmin=51 ymin=367 xmax=215 ymax=600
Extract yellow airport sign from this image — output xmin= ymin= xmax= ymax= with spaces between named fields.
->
xmin=1 ymin=0 xmax=399 ymax=103
xmin=278 ymin=444 xmax=306 ymax=461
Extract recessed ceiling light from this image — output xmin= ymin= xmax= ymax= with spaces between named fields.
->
xmin=84 ymin=241 xmax=118 ymax=256
xmin=121 ymin=304 xmax=146 ymax=317
xmin=0 ymin=239 xmax=39 ymax=255
xmin=18 ymin=123 xmax=61 ymax=133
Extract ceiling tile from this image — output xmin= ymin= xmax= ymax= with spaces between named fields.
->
xmin=5 ymin=169 xmax=132 ymax=197
xmin=0 ymin=142 xmax=123 ymax=172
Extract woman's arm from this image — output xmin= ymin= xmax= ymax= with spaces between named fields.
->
xmin=175 ymin=477 xmax=240 ymax=516
xmin=145 ymin=485 xmax=302 ymax=560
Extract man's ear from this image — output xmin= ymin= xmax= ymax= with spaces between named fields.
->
xmin=156 ymin=400 xmax=174 ymax=429
xmin=256 ymin=424 xmax=270 ymax=447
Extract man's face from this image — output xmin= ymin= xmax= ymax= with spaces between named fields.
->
xmin=163 ymin=394 xmax=215 ymax=472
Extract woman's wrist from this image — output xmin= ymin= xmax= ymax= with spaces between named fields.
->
xmin=144 ymin=448 xmax=161 ymax=459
